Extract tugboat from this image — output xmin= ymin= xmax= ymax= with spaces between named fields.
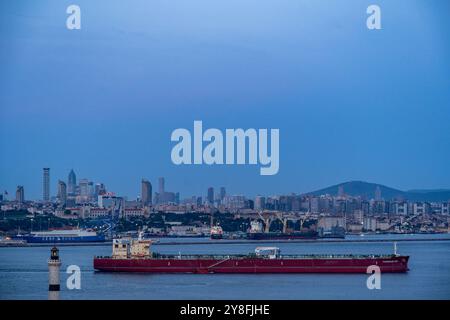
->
xmin=93 ymin=235 xmax=409 ymax=274
xmin=210 ymin=226 xmax=224 ymax=240
xmin=0 ymin=236 xmax=27 ymax=247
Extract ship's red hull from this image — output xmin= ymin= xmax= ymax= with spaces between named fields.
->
xmin=93 ymin=255 xmax=409 ymax=274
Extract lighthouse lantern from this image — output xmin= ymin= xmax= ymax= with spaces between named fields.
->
xmin=50 ymin=246 xmax=59 ymax=260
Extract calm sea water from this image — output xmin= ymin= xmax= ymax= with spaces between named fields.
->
xmin=1 ymin=234 xmax=450 ymax=300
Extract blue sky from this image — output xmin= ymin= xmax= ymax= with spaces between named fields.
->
xmin=1 ymin=0 xmax=449 ymax=200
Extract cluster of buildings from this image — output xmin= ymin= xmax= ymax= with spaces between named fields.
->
xmin=253 ymin=194 xmax=449 ymax=216
xmin=1 ymin=168 xmax=231 ymax=220
xmin=1 ymin=168 xmax=449 ymax=234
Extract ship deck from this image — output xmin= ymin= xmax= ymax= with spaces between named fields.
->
xmin=95 ymin=253 xmax=403 ymax=260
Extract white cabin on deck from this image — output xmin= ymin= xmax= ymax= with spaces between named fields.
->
xmin=255 ymin=247 xmax=280 ymax=259
xmin=112 ymin=235 xmax=153 ymax=259
xmin=112 ymin=239 xmax=130 ymax=259
xmin=130 ymin=239 xmax=152 ymax=258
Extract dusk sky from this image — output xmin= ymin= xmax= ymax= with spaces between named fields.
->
xmin=1 ymin=0 xmax=449 ymax=200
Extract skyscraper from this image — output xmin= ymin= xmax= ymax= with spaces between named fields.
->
xmin=43 ymin=168 xmax=50 ymax=202
xmin=141 ymin=179 xmax=152 ymax=206
xmin=79 ymin=179 xmax=89 ymax=197
xmin=68 ymin=169 xmax=77 ymax=195
xmin=57 ymin=180 xmax=67 ymax=206
xmin=255 ymin=195 xmax=266 ymax=211
xmin=220 ymin=187 xmax=226 ymax=200
xmin=16 ymin=185 xmax=24 ymax=203
xmin=158 ymin=177 xmax=165 ymax=195
xmin=207 ymin=187 xmax=214 ymax=204
xmin=95 ymin=183 xmax=106 ymax=197
xmin=88 ymin=181 xmax=94 ymax=199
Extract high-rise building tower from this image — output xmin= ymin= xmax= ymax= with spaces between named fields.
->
xmin=57 ymin=180 xmax=67 ymax=206
xmin=141 ymin=179 xmax=152 ymax=206
xmin=158 ymin=177 xmax=165 ymax=195
xmin=79 ymin=179 xmax=89 ymax=198
xmin=220 ymin=187 xmax=226 ymax=200
xmin=16 ymin=185 xmax=24 ymax=203
xmin=43 ymin=168 xmax=50 ymax=202
xmin=88 ymin=181 xmax=94 ymax=199
xmin=68 ymin=169 xmax=77 ymax=195
xmin=375 ymin=185 xmax=382 ymax=201
xmin=255 ymin=195 xmax=266 ymax=211
xmin=95 ymin=183 xmax=106 ymax=197
xmin=207 ymin=187 xmax=214 ymax=204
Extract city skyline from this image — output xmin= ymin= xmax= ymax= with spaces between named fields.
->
xmin=3 ymin=167 xmax=450 ymax=202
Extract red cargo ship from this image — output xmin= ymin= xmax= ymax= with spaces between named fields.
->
xmin=94 ymin=237 xmax=409 ymax=274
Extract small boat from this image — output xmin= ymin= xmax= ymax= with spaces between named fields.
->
xmin=210 ymin=226 xmax=224 ymax=240
xmin=0 ymin=236 xmax=27 ymax=247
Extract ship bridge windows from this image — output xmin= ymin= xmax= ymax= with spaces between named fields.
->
xmin=255 ymin=247 xmax=280 ymax=259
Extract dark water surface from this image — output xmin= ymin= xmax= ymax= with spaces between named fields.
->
xmin=1 ymin=234 xmax=450 ymax=299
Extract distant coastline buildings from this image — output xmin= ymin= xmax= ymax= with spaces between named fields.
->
xmin=1 ymin=168 xmax=449 ymax=235
xmin=1 ymin=168 xmax=449 ymax=231
xmin=154 ymin=177 xmax=178 ymax=205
